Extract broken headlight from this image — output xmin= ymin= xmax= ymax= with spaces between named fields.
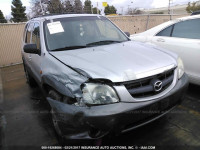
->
xmin=81 ymin=83 xmax=119 ymax=105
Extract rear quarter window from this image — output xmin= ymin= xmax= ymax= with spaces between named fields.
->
xmin=156 ymin=25 xmax=173 ymax=37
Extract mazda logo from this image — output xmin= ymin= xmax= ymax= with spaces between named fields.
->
xmin=154 ymin=80 xmax=163 ymax=92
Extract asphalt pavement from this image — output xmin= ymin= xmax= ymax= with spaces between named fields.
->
xmin=0 ymin=64 xmax=200 ymax=150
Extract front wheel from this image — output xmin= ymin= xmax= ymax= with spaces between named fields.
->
xmin=48 ymin=90 xmax=66 ymax=144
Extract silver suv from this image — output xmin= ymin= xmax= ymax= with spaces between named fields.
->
xmin=22 ymin=14 xmax=188 ymax=140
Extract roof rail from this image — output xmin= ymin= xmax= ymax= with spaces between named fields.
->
xmin=31 ymin=12 xmax=91 ymax=19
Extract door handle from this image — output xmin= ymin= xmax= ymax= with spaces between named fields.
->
xmin=157 ymin=38 xmax=165 ymax=42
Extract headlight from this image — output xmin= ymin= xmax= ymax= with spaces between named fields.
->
xmin=177 ymin=57 xmax=184 ymax=79
xmin=81 ymin=83 xmax=119 ymax=105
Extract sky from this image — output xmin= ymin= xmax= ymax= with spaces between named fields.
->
xmin=0 ymin=0 xmax=195 ymax=18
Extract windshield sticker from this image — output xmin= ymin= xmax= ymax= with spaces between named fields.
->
xmin=47 ymin=21 xmax=64 ymax=34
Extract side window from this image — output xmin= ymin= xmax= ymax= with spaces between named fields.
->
xmin=156 ymin=25 xmax=173 ymax=37
xmin=32 ymin=23 xmax=41 ymax=49
xmin=25 ymin=22 xmax=34 ymax=43
xmin=172 ymin=19 xmax=200 ymax=39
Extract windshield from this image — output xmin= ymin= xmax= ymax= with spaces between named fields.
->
xmin=44 ymin=16 xmax=129 ymax=51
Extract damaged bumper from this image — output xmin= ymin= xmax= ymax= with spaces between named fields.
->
xmin=47 ymin=74 xmax=188 ymax=140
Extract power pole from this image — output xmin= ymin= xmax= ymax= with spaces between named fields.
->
xmin=128 ymin=5 xmax=130 ymax=14
xmin=97 ymin=2 xmax=99 ymax=14
xmin=168 ymin=0 xmax=171 ymax=14
xmin=131 ymin=1 xmax=134 ymax=14
xmin=121 ymin=7 xmax=124 ymax=15
xmin=168 ymin=0 xmax=172 ymax=20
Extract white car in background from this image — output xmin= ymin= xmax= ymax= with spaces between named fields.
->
xmin=130 ymin=15 xmax=200 ymax=85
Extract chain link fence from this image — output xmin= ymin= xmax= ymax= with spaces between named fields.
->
xmin=0 ymin=14 xmax=188 ymax=67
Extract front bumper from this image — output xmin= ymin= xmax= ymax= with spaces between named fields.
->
xmin=47 ymin=74 xmax=189 ymax=139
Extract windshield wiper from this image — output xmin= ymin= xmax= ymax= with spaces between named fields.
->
xmin=86 ymin=40 xmax=123 ymax=46
xmin=50 ymin=46 xmax=87 ymax=52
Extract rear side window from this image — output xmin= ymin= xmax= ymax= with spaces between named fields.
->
xmin=25 ymin=22 xmax=34 ymax=43
xmin=32 ymin=23 xmax=40 ymax=49
xmin=156 ymin=25 xmax=173 ymax=37
xmin=172 ymin=19 xmax=200 ymax=39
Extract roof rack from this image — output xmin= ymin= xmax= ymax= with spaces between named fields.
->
xmin=31 ymin=12 xmax=92 ymax=19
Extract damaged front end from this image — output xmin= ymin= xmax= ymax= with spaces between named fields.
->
xmin=46 ymin=76 xmax=120 ymax=139
xmin=48 ymin=98 xmax=110 ymax=139
xmin=45 ymin=64 xmax=188 ymax=140
xmin=42 ymin=54 xmax=119 ymax=139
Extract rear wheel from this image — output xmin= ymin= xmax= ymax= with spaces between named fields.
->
xmin=23 ymin=64 xmax=37 ymax=87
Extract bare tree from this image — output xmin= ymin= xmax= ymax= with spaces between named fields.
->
xmin=31 ymin=0 xmax=49 ymax=17
xmin=127 ymin=8 xmax=144 ymax=15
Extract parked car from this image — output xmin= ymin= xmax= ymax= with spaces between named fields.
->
xmin=22 ymin=14 xmax=188 ymax=142
xmin=130 ymin=15 xmax=200 ymax=85
xmin=191 ymin=10 xmax=200 ymax=16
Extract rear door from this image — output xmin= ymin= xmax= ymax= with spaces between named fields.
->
xmin=151 ymin=18 xmax=200 ymax=83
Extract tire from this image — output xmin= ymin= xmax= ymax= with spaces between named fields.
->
xmin=48 ymin=90 xmax=65 ymax=144
xmin=51 ymin=109 xmax=65 ymax=144
xmin=24 ymin=64 xmax=37 ymax=87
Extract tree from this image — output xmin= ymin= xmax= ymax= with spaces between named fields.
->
xmin=74 ymin=0 xmax=83 ymax=14
xmin=104 ymin=5 xmax=110 ymax=15
xmin=104 ymin=5 xmax=117 ymax=15
xmin=109 ymin=5 xmax=117 ymax=14
xmin=186 ymin=2 xmax=200 ymax=13
xmin=92 ymin=7 xmax=100 ymax=14
xmin=150 ymin=11 xmax=164 ymax=14
xmin=0 ymin=10 xmax=7 ymax=23
xmin=31 ymin=0 xmax=49 ymax=18
xmin=84 ymin=0 xmax=92 ymax=14
xmin=48 ymin=0 xmax=64 ymax=14
xmin=64 ymin=0 xmax=74 ymax=13
xmin=127 ymin=8 xmax=144 ymax=15
xmin=11 ymin=0 xmax=27 ymax=22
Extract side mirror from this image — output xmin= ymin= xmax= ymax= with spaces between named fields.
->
xmin=23 ymin=44 xmax=40 ymax=54
xmin=124 ymin=32 xmax=130 ymax=37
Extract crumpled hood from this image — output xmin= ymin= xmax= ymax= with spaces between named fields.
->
xmin=50 ymin=41 xmax=177 ymax=82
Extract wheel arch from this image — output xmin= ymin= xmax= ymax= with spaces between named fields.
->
xmin=41 ymin=75 xmax=75 ymax=99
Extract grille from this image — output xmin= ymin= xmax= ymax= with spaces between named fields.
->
xmin=123 ymin=68 xmax=175 ymax=98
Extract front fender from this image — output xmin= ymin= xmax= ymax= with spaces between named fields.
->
xmin=41 ymin=75 xmax=75 ymax=98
